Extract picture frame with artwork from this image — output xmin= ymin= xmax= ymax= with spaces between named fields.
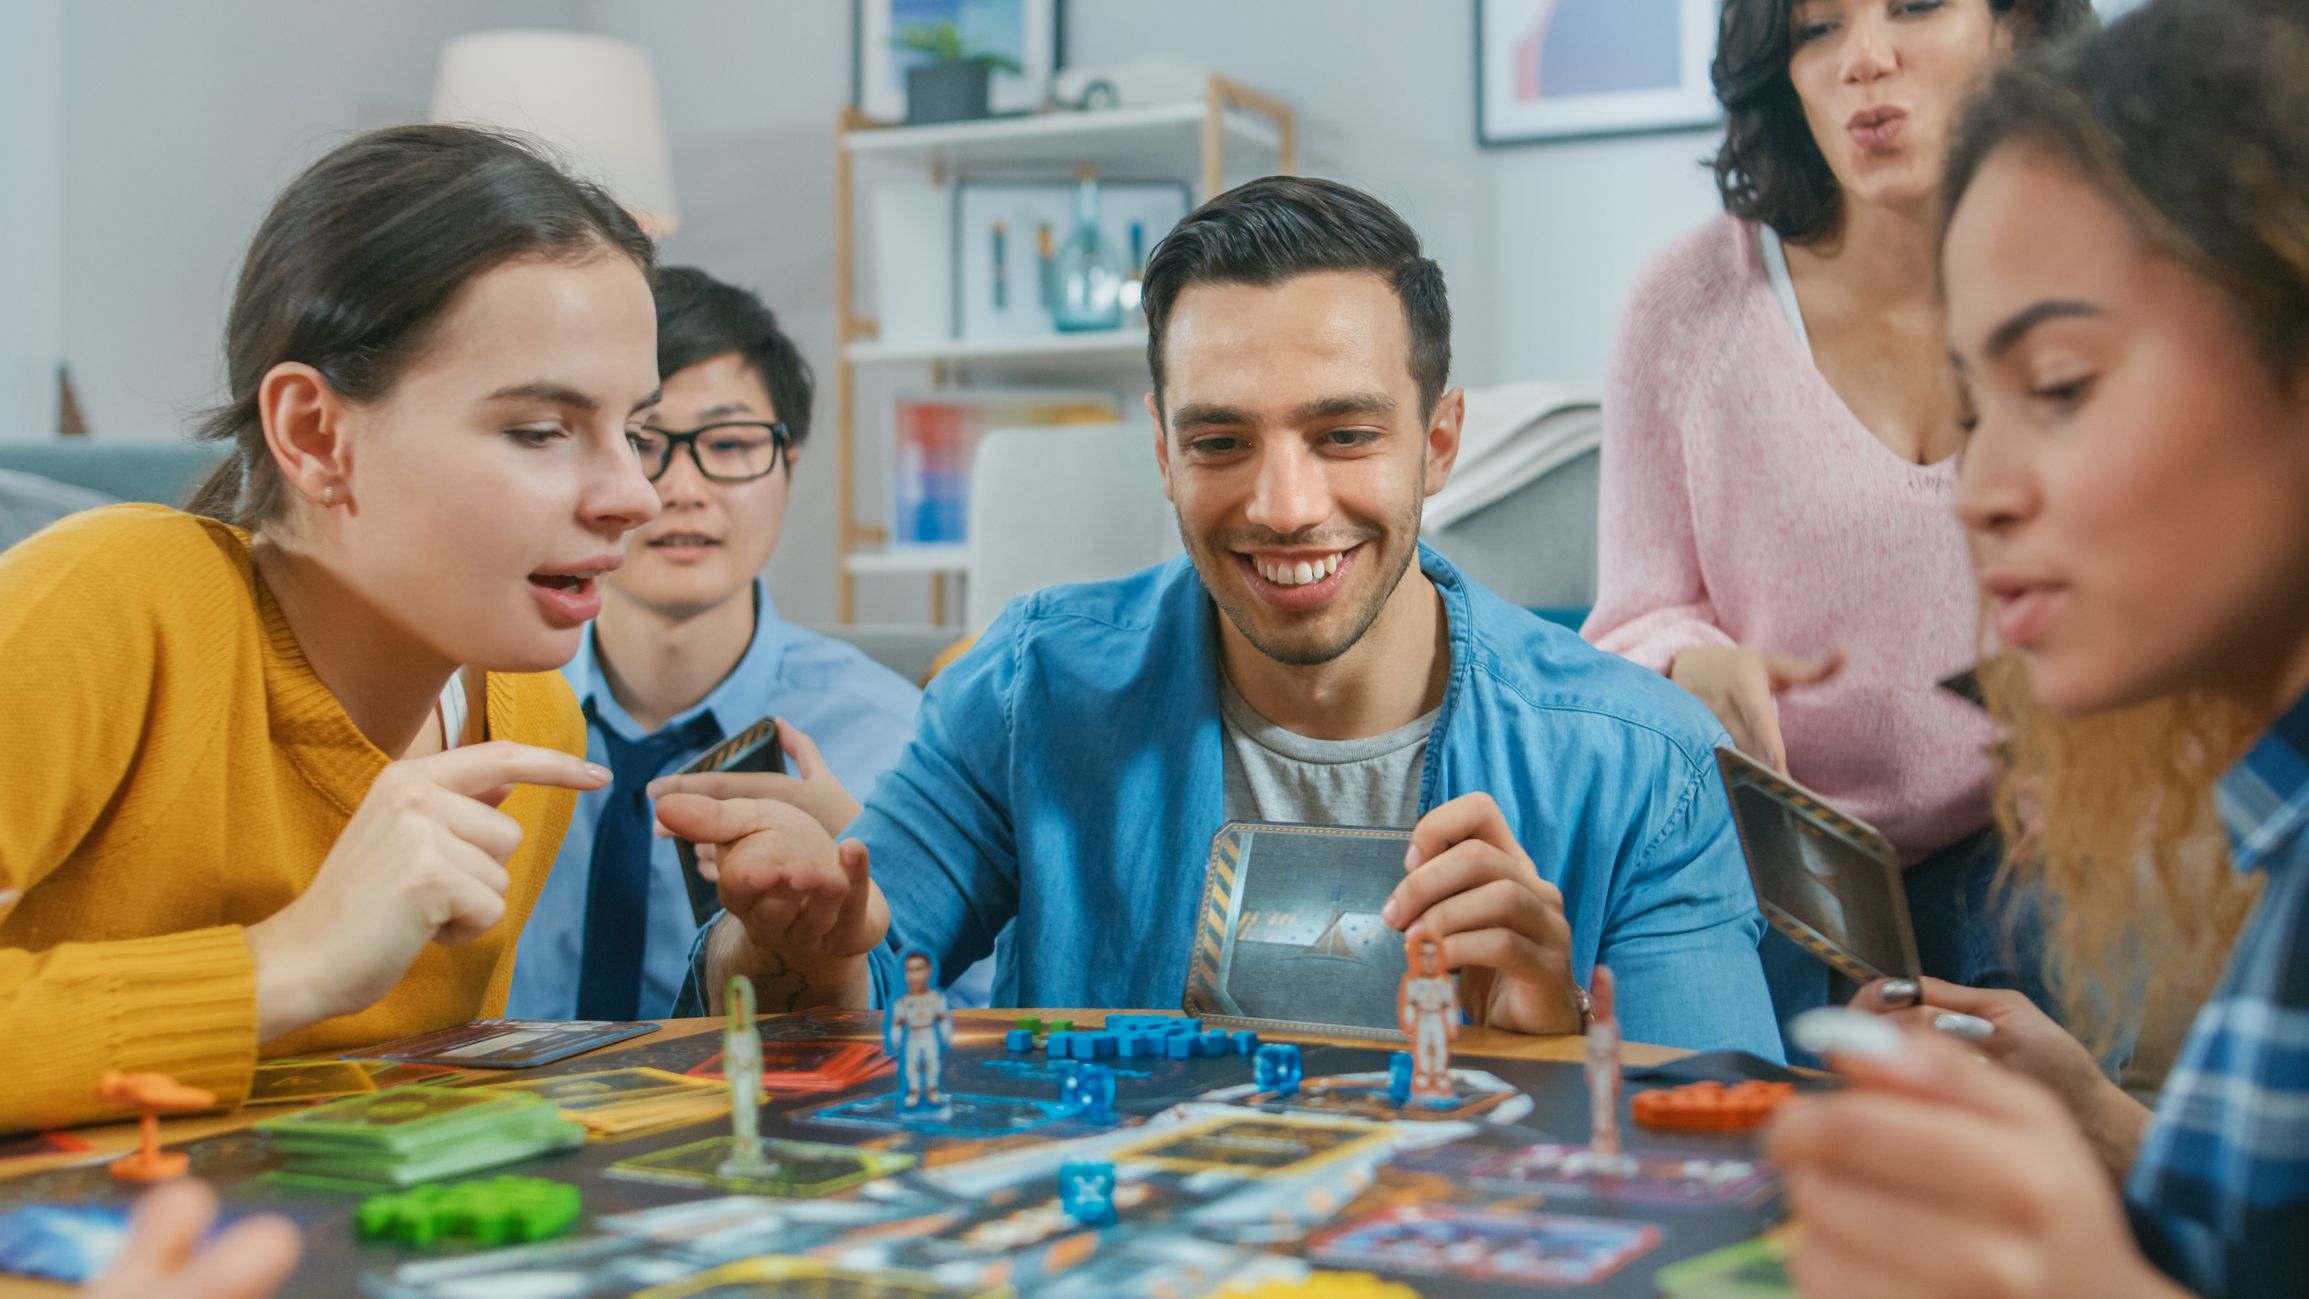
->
xmin=1475 ymin=0 xmax=1722 ymax=147
xmin=852 ymin=0 xmax=1066 ymax=124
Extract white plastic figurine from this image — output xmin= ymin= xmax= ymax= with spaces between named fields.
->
xmin=886 ymin=950 xmax=954 ymax=1111
xmin=1584 ymin=963 xmax=1633 ymax=1173
xmin=1398 ymin=931 xmax=1460 ymax=1101
xmin=718 ymin=974 xmax=773 ymax=1177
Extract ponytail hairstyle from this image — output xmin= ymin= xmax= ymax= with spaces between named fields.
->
xmin=188 ymin=123 xmax=655 ymax=526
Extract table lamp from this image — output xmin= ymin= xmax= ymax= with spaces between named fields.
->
xmin=430 ymin=29 xmax=680 ymax=238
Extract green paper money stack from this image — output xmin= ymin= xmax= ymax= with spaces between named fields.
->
xmin=254 ymin=1086 xmax=584 ymax=1189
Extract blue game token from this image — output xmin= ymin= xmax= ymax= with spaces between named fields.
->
xmin=1005 ymin=1029 xmax=1035 ymax=1052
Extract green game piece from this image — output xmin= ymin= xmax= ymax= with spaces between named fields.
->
xmin=1014 ymin=1017 xmax=1044 ymax=1033
xmin=353 ymin=1175 xmax=582 ymax=1249
xmin=1656 ymin=1235 xmax=1793 ymax=1298
xmin=1046 ymin=1018 xmax=1074 ymax=1034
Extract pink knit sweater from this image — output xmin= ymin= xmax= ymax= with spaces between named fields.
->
xmin=1582 ymin=215 xmax=1995 ymax=863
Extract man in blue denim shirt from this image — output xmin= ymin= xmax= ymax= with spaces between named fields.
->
xmin=659 ymin=179 xmax=1779 ymax=1056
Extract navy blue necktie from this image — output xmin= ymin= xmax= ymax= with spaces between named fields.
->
xmin=574 ymin=700 xmax=720 ymax=1021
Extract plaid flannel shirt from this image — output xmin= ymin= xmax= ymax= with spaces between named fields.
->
xmin=2125 ymin=691 xmax=2309 ymax=1297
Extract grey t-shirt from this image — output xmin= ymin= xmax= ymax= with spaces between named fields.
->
xmin=1218 ymin=675 xmax=1436 ymax=829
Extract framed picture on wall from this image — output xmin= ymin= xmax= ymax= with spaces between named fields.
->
xmin=853 ymin=0 xmax=1065 ymax=123
xmin=1476 ymin=0 xmax=1721 ymax=146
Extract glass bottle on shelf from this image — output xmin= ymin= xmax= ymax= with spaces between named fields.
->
xmin=1118 ymin=220 xmax=1148 ymax=315
xmin=1051 ymin=167 xmax=1124 ymax=333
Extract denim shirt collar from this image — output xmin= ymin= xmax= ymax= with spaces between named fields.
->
xmin=565 ymin=578 xmax=791 ymax=744
xmin=1180 ymin=541 xmax=1475 ymax=818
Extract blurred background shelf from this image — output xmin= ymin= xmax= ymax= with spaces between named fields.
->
xmin=832 ymin=74 xmax=1294 ymax=624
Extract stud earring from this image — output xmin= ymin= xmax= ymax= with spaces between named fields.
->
xmin=322 ymin=486 xmax=335 ymax=506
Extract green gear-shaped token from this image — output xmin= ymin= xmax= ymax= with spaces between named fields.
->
xmin=355 ymin=1175 xmax=581 ymax=1248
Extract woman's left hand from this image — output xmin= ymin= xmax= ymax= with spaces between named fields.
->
xmin=1768 ymin=1020 xmax=2186 ymax=1299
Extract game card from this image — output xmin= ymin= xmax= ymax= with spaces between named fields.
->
xmin=1309 ymin=1204 xmax=1661 ymax=1286
xmin=248 ymin=1059 xmax=379 ymax=1105
xmin=607 ymin=1136 xmax=913 ymax=1197
xmin=1656 ymin=1234 xmax=1794 ymax=1297
xmin=671 ymin=715 xmax=783 ymax=926
xmin=1713 ymin=748 xmax=1922 ymax=986
xmin=1182 ymin=821 xmax=1423 ymax=1038
xmin=351 ymin=1019 xmax=658 ymax=1069
xmin=0 ymin=1204 xmax=130 ymax=1284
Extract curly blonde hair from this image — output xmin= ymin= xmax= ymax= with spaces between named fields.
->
xmin=1982 ymin=658 xmax=2261 ymax=1058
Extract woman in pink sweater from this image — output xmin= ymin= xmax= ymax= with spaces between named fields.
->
xmin=1585 ymin=0 xmax=2093 ymax=1024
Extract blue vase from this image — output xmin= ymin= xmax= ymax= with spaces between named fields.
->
xmin=1050 ymin=178 xmax=1125 ymax=333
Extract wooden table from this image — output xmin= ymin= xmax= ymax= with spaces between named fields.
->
xmin=0 ymin=1011 xmax=1685 ymax=1296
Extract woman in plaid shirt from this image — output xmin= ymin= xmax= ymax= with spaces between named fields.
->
xmin=1767 ymin=2 xmax=2309 ymax=1296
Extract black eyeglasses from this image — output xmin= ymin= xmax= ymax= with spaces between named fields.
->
xmin=630 ymin=421 xmax=792 ymax=483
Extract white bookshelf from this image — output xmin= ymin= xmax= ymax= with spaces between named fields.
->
xmin=832 ymin=76 xmax=1294 ymax=623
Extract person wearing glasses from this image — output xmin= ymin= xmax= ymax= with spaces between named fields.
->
xmin=506 ymin=267 xmax=920 ymax=1023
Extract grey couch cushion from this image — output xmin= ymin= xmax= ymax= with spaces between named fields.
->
xmin=0 ymin=469 xmax=117 ymax=552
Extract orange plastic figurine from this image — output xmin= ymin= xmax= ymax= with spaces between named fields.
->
xmin=1631 ymin=1079 xmax=1798 ymax=1133
xmin=98 ymin=1070 xmax=215 ymax=1182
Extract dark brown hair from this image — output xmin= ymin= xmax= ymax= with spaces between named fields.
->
xmin=1140 ymin=176 xmax=1451 ymax=420
xmin=653 ymin=266 xmax=816 ymax=450
xmin=1711 ymin=0 xmax=2097 ymax=244
xmin=188 ymin=123 xmax=654 ymax=526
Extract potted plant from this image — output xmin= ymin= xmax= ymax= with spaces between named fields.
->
xmin=894 ymin=22 xmax=1021 ymax=124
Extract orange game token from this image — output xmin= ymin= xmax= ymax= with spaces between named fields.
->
xmin=98 ymin=1070 xmax=216 ymax=1182
xmin=1631 ymin=1079 xmax=1796 ymax=1133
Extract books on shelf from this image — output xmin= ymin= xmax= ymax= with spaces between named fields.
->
xmin=890 ymin=389 xmax=1120 ymax=552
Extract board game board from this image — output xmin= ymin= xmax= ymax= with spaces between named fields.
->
xmin=0 ymin=1011 xmax=1793 ymax=1298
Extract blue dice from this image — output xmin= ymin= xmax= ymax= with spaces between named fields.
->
xmin=1254 ymin=1043 xmax=1304 ymax=1095
xmin=1387 ymin=1050 xmax=1415 ymax=1106
xmin=1058 ymin=1160 xmax=1117 ymax=1225
xmin=1060 ymin=1063 xmax=1118 ymax=1123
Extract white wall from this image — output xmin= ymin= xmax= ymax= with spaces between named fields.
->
xmin=0 ymin=0 xmax=64 ymax=442
xmin=56 ymin=0 xmax=579 ymax=444
xmin=581 ymin=0 xmax=857 ymax=627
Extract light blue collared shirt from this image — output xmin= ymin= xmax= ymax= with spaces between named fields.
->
xmin=508 ymin=581 xmax=920 ymax=1020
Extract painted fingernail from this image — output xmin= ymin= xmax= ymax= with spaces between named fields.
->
xmin=1879 ymin=978 xmax=1921 ymax=1008
xmin=1790 ymin=1007 xmax=1907 ymax=1062
xmin=1933 ymin=1012 xmax=1996 ymax=1043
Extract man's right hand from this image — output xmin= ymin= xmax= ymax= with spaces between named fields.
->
xmin=654 ymin=793 xmax=887 ymax=1012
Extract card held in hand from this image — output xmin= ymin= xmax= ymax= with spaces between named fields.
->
xmin=672 ymin=716 xmax=784 ymax=927
xmin=1182 ymin=821 xmax=1421 ymax=1039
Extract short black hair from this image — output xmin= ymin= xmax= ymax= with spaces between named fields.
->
xmin=1711 ymin=0 xmax=2097 ymax=244
xmin=653 ymin=265 xmax=817 ymax=449
xmin=1139 ymin=176 xmax=1451 ymax=419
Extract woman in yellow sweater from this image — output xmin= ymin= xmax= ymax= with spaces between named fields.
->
xmin=0 ymin=123 xmax=663 ymax=1133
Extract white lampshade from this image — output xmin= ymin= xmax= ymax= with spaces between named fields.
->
xmin=430 ymin=30 xmax=680 ymax=238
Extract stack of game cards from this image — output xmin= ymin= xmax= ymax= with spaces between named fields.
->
xmin=253 ymin=1086 xmax=584 ymax=1189
xmin=489 ymin=1068 xmax=730 ymax=1142
xmin=686 ymin=1041 xmax=893 ymax=1096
